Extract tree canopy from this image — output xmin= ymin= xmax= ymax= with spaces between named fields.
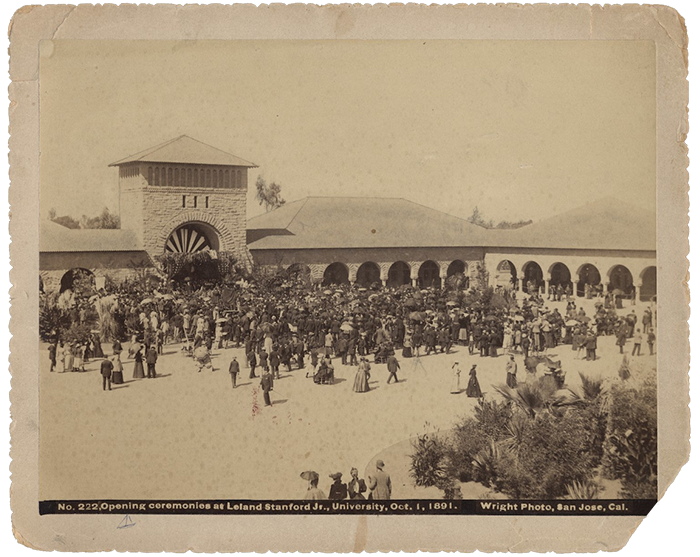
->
xmin=255 ymin=176 xmax=286 ymax=212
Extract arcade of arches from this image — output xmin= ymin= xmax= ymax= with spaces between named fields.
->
xmin=310 ymin=259 xmax=480 ymax=288
xmin=485 ymin=256 xmax=657 ymax=302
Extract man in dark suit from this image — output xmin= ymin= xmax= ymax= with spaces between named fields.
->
xmin=100 ymin=357 xmax=114 ymax=391
xmin=228 ymin=356 xmax=240 ymax=388
xmin=146 ymin=346 xmax=158 ymax=378
xmin=260 ymin=369 xmax=274 ymax=407
xmin=386 ymin=354 xmax=400 ymax=384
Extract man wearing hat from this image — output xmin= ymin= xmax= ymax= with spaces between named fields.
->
xmin=328 ymin=472 xmax=348 ymax=500
xmin=228 ymin=356 xmax=240 ymax=389
xmin=386 ymin=353 xmax=400 ymax=384
xmin=367 ymin=460 xmax=392 ymax=500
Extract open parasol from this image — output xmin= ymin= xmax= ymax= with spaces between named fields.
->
xmin=340 ymin=323 xmax=354 ymax=332
xmin=512 ymin=315 xmax=525 ymax=322
xmin=565 ymin=319 xmax=579 ymax=327
xmin=408 ymin=311 xmax=426 ymax=322
xmin=578 ymin=315 xmax=592 ymax=323
xmin=611 ymin=289 xmax=625 ymax=296
xmin=140 ymin=298 xmax=153 ymax=305
xmin=300 ymin=470 xmax=319 ymax=482
xmin=446 ymin=301 xmax=457 ymax=307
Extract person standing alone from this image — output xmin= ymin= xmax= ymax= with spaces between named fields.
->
xmin=100 ymin=356 xmax=114 ymax=391
xmin=146 ymin=345 xmax=158 ymax=378
xmin=229 ymin=356 xmax=240 ymax=388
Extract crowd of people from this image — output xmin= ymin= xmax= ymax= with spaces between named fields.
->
xmin=44 ymin=269 xmax=657 ymax=398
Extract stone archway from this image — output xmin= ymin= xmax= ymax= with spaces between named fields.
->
xmin=59 ymin=268 xmax=95 ymax=295
xmin=156 ymin=211 xmax=233 ymax=255
xmin=549 ymin=262 xmax=572 ymax=289
xmin=576 ymin=263 xmax=601 ymax=297
xmin=522 ymin=261 xmax=544 ymax=292
xmin=640 ymin=266 xmax=657 ymax=301
xmin=356 ymin=262 xmax=381 ymax=287
xmin=387 ymin=261 xmax=411 ymax=288
xmin=418 ymin=260 xmax=441 ymax=289
xmin=165 ymin=222 xmax=220 ymax=253
xmin=608 ymin=265 xmax=634 ymax=296
xmin=323 ymin=262 xmax=349 ymax=286
xmin=495 ymin=259 xmax=517 ymax=289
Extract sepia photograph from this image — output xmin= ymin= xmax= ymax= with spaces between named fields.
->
xmin=37 ymin=38 xmax=658 ymax=504
xmin=7 ymin=3 xmax=691 ymax=553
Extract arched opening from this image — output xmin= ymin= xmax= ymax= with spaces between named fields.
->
xmin=608 ymin=265 xmax=634 ymax=297
xmin=418 ymin=260 xmax=441 ymax=289
xmin=387 ymin=261 xmax=411 ymax=288
xmin=445 ymin=260 xmax=468 ymax=290
xmin=59 ymin=268 xmax=96 ymax=295
xmin=640 ymin=266 xmax=657 ymax=302
xmin=356 ymin=262 xmax=381 ymax=287
xmin=323 ymin=262 xmax=349 ymax=286
xmin=165 ymin=222 xmax=220 ymax=253
xmin=549 ymin=262 xmax=572 ymax=289
xmin=495 ymin=259 xmax=517 ymax=289
xmin=286 ymin=263 xmax=311 ymax=284
xmin=522 ymin=261 xmax=544 ymax=293
xmin=577 ymin=263 xmax=601 ymax=297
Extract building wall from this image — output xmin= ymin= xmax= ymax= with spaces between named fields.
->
xmin=40 ymin=251 xmax=152 ymax=292
xmin=483 ymin=247 xmax=657 ymax=300
xmin=117 ymin=162 xmax=250 ymax=266
xmin=250 ymin=246 xmax=486 ymax=284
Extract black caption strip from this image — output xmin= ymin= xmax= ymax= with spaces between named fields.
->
xmin=40 ymin=499 xmax=656 ymax=516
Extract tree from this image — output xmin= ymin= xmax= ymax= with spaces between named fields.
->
xmin=50 ymin=207 xmax=120 ymax=229
xmin=255 ymin=176 xmax=286 ymax=212
xmin=467 ymin=206 xmax=532 ymax=230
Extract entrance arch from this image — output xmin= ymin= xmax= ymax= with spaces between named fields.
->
xmin=576 ymin=263 xmax=601 ymax=297
xmin=356 ymin=262 xmax=381 ymax=287
xmin=640 ymin=266 xmax=657 ymax=301
xmin=387 ymin=261 xmax=411 ymax=288
xmin=446 ymin=260 xmax=468 ymax=289
xmin=522 ymin=261 xmax=544 ymax=293
xmin=286 ymin=263 xmax=312 ymax=284
xmin=165 ymin=222 xmax=220 ymax=253
xmin=495 ymin=259 xmax=517 ymax=289
xmin=608 ymin=265 xmax=634 ymax=296
xmin=59 ymin=268 xmax=96 ymax=295
xmin=418 ymin=260 xmax=441 ymax=289
xmin=549 ymin=262 xmax=572 ymax=289
xmin=323 ymin=262 xmax=349 ymax=286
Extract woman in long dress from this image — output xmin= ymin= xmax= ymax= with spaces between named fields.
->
xmin=92 ymin=333 xmax=104 ymax=358
xmin=111 ymin=354 xmax=124 ymax=384
xmin=466 ymin=365 xmax=482 ymax=398
xmin=353 ymin=358 xmax=370 ymax=393
xmin=72 ymin=342 xmax=83 ymax=371
xmin=133 ymin=346 xmax=145 ymax=379
xmin=505 ymin=355 xmax=518 ymax=388
xmin=450 ymin=362 xmax=461 ymax=394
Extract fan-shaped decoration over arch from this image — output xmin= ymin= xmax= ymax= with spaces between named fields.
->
xmin=166 ymin=224 xmax=215 ymax=253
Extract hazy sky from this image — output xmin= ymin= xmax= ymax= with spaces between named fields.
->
xmin=40 ymin=40 xmax=655 ymax=223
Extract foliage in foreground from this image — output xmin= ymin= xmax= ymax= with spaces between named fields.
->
xmin=410 ymin=372 xmax=657 ymax=500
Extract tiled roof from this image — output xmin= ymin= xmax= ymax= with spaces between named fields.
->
xmin=40 ymin=220 xmax=143 ymax=253
xmin=247 ymin=197 xmax=488 ymax=250
xmin=248 ymin=196 xmax=655 ymax=253
xmin=109 ymin=135 xmax=258 ymax=168
xmin=482 ymin=197 xmax=656 ymax=252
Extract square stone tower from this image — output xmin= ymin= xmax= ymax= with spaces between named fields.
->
xmin=110 ymin=135 xmax=257 ymax=267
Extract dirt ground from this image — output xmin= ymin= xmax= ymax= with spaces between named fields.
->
xmin=38 ymin=298 xmax=655 ymax=501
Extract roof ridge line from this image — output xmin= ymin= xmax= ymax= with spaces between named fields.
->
xmin=108 ymin=135 xmax=184 ymax=166
xmin=400 ymin=197 xmax=477 ymax=225
xmin=183 ymin=135 xmax=257 ymax=167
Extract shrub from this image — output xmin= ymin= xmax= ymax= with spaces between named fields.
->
xmin=491 ymin=411 xmax=599 ymax=499
xmin=410 ymin=433 xmax=450 ymax=489
xmin=448 ymin=419 xmax=491 ymax=482
xmin=602 ymin=378 xmax=657 ymax=498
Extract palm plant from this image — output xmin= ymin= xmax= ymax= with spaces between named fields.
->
xmin=494 ymin=381 xmax=550 ymax=418
xmin=565 ymin=479 xmax=600 ymax=499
